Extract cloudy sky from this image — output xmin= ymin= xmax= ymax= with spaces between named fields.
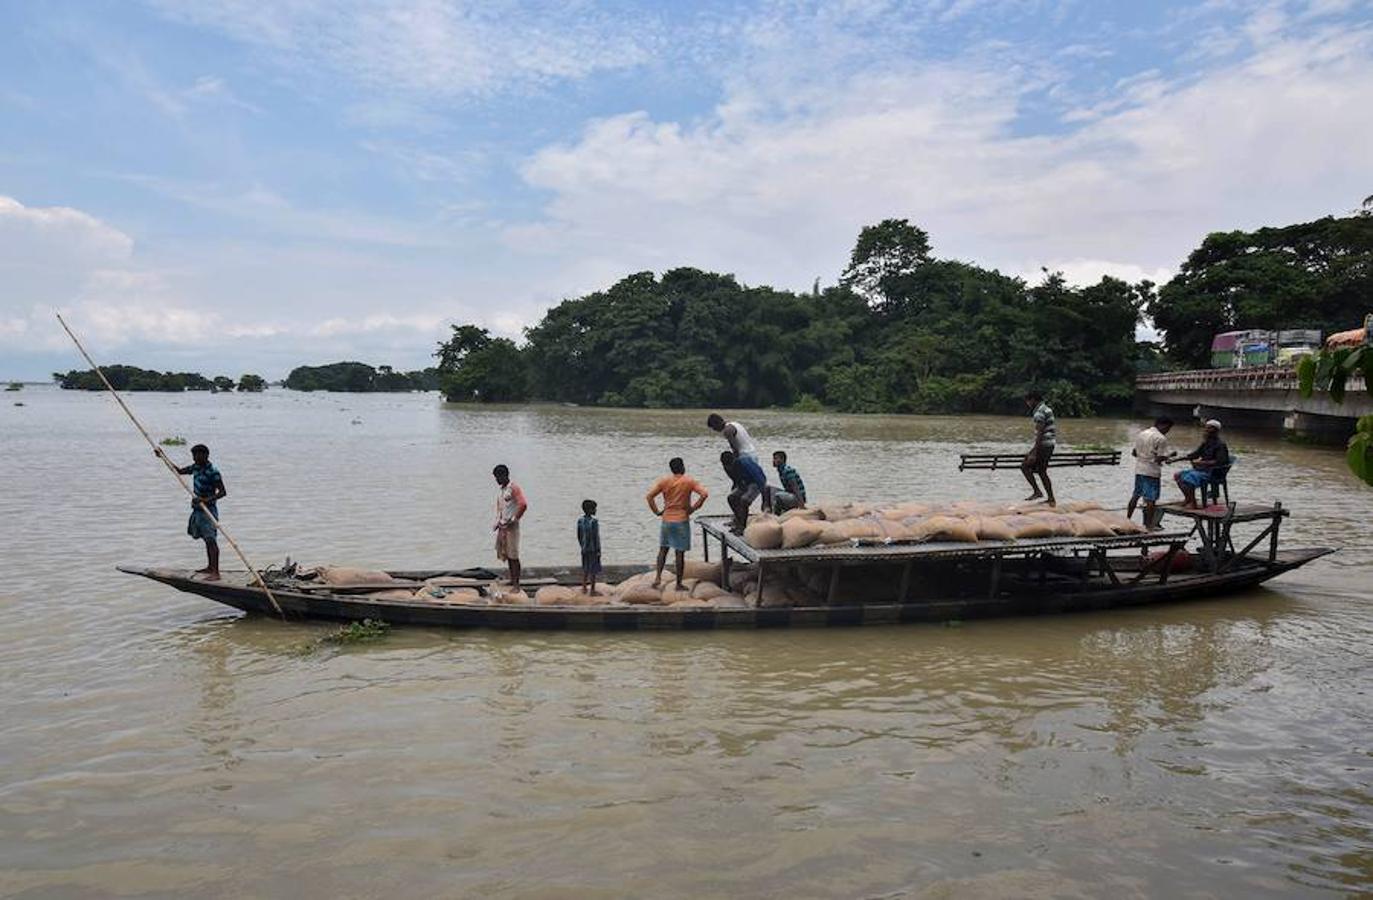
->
xmin=2 ymin=0 xmax=1370 ymax=379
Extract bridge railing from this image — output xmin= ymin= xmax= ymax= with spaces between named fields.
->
xmin=1137 ymin=365 xmax=1365 ymax=393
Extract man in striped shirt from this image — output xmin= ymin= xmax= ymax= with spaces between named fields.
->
xmin=1020 ymin=390 xmax=1057 ymax=506
xmin=769 ymin=450 xmax=807 ymax=513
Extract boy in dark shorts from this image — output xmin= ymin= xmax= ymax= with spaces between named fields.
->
xmin=576 ymin=499 xmax=601 ymax=594
xmin=156 ymin=443 xmax=227 ymax=581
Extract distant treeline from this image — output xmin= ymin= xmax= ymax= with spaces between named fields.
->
xmin=435 ymin=220 xmax=1145 ymax=416
xmin=436 ymin=212 xmax=1373 ymax=412
xmin=283 ymin=362 xmax=440 ymax=392
xmin=55 ymin=367 xmax=266 ymax=392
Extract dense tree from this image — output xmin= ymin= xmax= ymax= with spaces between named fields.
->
xmin=435 ymin=327 xmax=529 ymax=402
xmin=54 ymin=366 xmax=213 ymax=391
xmin=1149 ymin=214 xmax=1373 ymax=367
xmin=438 ymin=224 xmax=1144 ymax=415
xmin=211 ymin=376 xmax=235 ymax=392
xmin=237 ymin=374 xmax=266 ymax=392
xmin=284 ymin=362 xmax=434 ymax=392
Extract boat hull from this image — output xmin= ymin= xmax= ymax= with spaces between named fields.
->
xmin=119 ymin=548 xmax=1334 ymax=630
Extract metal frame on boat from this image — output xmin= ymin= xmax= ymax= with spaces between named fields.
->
xmin=120 ymin=500 xmax=1333 ymax=631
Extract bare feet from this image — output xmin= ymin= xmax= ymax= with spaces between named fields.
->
xmin=194 ymin=566 xmax=213 ymax=574
xmin=200 ymin=571 xmax=221 ymax=581
xmin=1045 ymin=500 xmax=1057 ymax=507
xmin=651 ymin=579 xmax=662 ymax=589
xmin=1023 ymin=492 xmax=1043 ymax=502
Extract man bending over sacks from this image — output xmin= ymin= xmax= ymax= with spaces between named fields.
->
xmin=646 ymin=457 xmax=709 ymax=590
xmin=720 ymin=450 xmax=767 ymax=535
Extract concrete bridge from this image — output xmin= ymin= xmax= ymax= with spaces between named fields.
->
xmin=1135 ymin=365 xmax=1371 ymax=441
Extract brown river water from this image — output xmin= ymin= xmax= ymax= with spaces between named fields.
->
xmin=1 ymin=386 xmax=1371 ymax=897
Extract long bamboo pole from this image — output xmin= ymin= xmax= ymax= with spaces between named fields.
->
xmin=56 ymin=313 xmax=285 ymax=618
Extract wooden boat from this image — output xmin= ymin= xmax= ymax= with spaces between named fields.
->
xmin=119 ymin=503 xmax=1334 ymax=631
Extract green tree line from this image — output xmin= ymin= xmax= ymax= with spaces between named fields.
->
xmin=437 ymin=220 xmax=1144 ymax=415
xmin=1148 ymin=213 xmax=1373 ymax=367
xmin=284 ymin=362 xmax=439 ymax=392
xmin=55 ymin=366 xmax=267 ymax=392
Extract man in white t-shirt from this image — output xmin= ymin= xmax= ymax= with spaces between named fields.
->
xmin=1127 ymin=416 xmax=1176 ymax=527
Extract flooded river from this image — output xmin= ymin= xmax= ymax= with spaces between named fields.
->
xmin=1 ymin=387 xmax=1370 ymax=897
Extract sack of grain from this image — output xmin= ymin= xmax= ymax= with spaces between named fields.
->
xmin=682 ymin=560 xmax=722 ymax=583
xmin=1006 ymin=515 xmax=1055 ymax=539
xmin=668 ymin=597 xmax=714 ymax=608
xmin=535 ymin=585 xmax=581 ymax=606
xmin=975 ymin=516 xmax=1016 ymax=542
xmin=920 ymin=515 xmax=979 ymax=543
xmin=814 ymin=523 xmax=851 ymax=545
xmin=692 ymin=581 xmax=728 ymax=600
xmin=1060 ymin=500 xmax=1104 ymax=514
xmin=1069 ymin=513 xmax=1115 ymax=538
xmin=1086 ymin=510 xmax=1147 ymax=535
xmin=490 ymin=588 xmax=531 ymax=605
xmin=835 ymin=517 xmax=885 ymax=541
xmin=619 ymin=583 xmax=664 ymax=605
xmin=365 ymin=588 xmax=419 ymax=600
xmin=743 ymin=518 xmax=784 ymax=550
xmin=316 ymin=566 xmax=395 ymax=586
xmin=755 ymin=581 xmax=797 ymax=608
xmin=781 ymin=517 xmax=827 ymax=549
xmin=711 ymin=593 xmax=751 ymax=609
xmin=779 ymin=507 xmax=823 ymax=522
xmin=1033 ymin=514 xmax=1079 ymax=537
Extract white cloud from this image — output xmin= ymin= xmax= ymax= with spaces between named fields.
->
xmin=511 ymin=15 xmax=1373 ymax=294
xmin=145 ymin=0 xmax=663 ymax=100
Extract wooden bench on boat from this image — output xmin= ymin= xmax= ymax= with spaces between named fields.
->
xmin=958 ymin=450 xmax=1121 ymax=471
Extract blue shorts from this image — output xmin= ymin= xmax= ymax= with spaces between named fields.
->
xmin=187 ymin=504 xmax=218 ymax=541
xmin=737 ymin=455 xmax=767 ymax=488
xmin=1179 ymin=469 xmax=1212 ymax=489
xmin=1133 ymin=475 xmax=1161 ymax=501
xmin=659 ymin=520 xmax=692 ymax=552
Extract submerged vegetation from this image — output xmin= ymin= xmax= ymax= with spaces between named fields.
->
xmin=159 ymin=436 xmax=187 ymax=447
xmin=55 ymin=366 xmax=268 ymax=393
xmin=322 ymin=618 xmax=391 ymax=644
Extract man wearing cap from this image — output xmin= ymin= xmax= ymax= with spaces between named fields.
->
xmin=1174 ymin=419 xmax=1230 ymax=508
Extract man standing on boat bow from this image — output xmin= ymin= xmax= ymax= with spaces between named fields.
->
xmin=154 ymin=443 xmax=226 ymax=581
xmin=492 ymin=464 xmax=528 ymax=590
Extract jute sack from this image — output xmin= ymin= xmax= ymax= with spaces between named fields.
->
xmin=975 ymin=516 xmax=1016 ymax=542
xmin=921 ymin=515 xmax=979 ymax=543
xmin=781 ymin=517 xmax=826 ymax=549
xmin=779 ymin=507 xmax=823 ymax=522
xmin=711 ymin=593 xmax=750 ymax=609
xmin=1060 ymin=500 xmax=1104 ymax=514
xmin=1006 ymin=515 xmax=1055 ymax=539
xmin=682 ymin=560 xmax=721 ymax=583
xmin=619 ymin=583 xmax=664 ymax=605
xmin=535 ymin=585 xmax=580 ymax=606
xmin=835 ymin=517 xmax=884 ymax=541
xmin=1069 ymin=513 xmax=1115 ymax=538
xmin=692 ymin=581 xmax=728 ymax=600
xmin=743 ymin=519 xmax=784 ymax=550
xmin=659 ymin=586 xmax=693 ymax=605
xmin=815 ymin=523 xmax=850 ymax=545
xmin=422 ymin=587 xmax=485 ymax=605
xmin=317 ymin=566 xmax=395 ymax=586
xmin=668 ymin=597 xmax=713 ymax=608
xmin=490 ymin=588 xmax=531 ymax=605
xmin=365 ymin=588 xmax=419 ymax=600
xmin=1087 ymin=510 xmax=1147 ymax=535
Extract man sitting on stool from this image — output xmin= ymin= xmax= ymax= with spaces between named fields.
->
xmin=1175 ymin=419 xmax=1230 ymax=509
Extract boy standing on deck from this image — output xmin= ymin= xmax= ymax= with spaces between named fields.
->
xmin=155 ymin=443 xmax=226 ymax=581
xmin=1128 ymin=416 xmax=1176 ymax=527
xmin=646 ymin=457 xmax=709 ymax=591
xmin=492 ymin=464 xmax=528 ymax=590
xmin=576 ymin=499 xmax=601 ymax=595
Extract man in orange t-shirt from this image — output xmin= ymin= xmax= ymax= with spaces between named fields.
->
xmin=646 ymin=457 xmax=709 ymax=590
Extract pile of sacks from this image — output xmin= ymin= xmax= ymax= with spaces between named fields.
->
xmin=303 ymin=562 xmax=756 ymax=610
xmin=739 ymin=499 xmax=1146 ymax=551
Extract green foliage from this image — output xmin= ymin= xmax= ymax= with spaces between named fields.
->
xmin=284 ymin=362 xmax=435 ymax=392
xmin=439 ymin=227 xmax=1143 ymax=415
xmin=5 ymin=382 xmax=22 ymax=391
xmin=435 ymin=326 xmax=529 ymax=402
xmin=237 ymin=374 xmax=266 ymax=392
xmin=1298 ymin=347 xmax=1373 ymax=486
xmin=159 ymin=436 xmax=187 ymax=446
xmin=211 ymin=375 xmax=235 ymax=392
xmin=1149 ymin=214 xmax=1373 ymax=367
xmin=54 ymin=366 xmax=213 ymax=391
xmin=322 ymin=618 xmax=391 ymax=644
